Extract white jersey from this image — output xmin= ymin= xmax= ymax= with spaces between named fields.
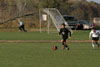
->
xmin=89 ymin=30 xmax=100 ymax=38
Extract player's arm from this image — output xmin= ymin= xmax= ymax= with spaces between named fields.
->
xmin=59 ymin=29 xmax=62 ymax=35
xmin=98 ymin=31 xmax=100 ymax=36
xmin=17 ymin=19 xmax=20 ymax=25
xmin=68 ymin=30 xmax=72 ymax=39
xmin=16 ymin=20 xmax=19 ymax=26
xmin=69 ymin=31 xmax=72 ymax=38
xmin=89 ymin=32 xmax=92 ymax=40
xmin=69 ymin=31 xmax=71 ymax=37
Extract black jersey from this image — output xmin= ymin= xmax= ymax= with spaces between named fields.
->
xmin=59 ymin=28 xmax=71 ymax=38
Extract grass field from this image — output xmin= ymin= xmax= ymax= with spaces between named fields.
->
xmin=0 ymin=30 xmax=100 ymax=67
xmin=0 ymin=42 xmax=100 ymax=67
xmin=0 ymin=30 xmax=90 ymax=40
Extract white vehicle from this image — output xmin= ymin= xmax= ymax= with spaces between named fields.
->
xmin=93 ymin=18 xmax=100 ymax=27
xmin=93 ymin=18 xmax=100 ymax=24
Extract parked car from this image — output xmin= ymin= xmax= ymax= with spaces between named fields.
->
xmin=63 ymin=15 xmax=78 ymax=29
xmin=93 ymin=18 xmax=100 ymax=28
xmin=78 ymin=20 xmax=92 ymax=29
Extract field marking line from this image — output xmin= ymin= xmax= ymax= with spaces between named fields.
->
xmin=0 ymin=40 xmax=92 ymax=43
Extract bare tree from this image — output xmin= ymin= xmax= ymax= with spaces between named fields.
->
xmin=15 ymin=0 xmax=27 ymax=16
xmin=0 ymin=0 xmax=37 ymax=24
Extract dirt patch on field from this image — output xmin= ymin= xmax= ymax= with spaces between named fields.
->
xmin=0 ymin=40 xmax=92 ymax=43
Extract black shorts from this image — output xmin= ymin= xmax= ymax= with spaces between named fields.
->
xmin=92 ymin=37 xmax=99 ymax=41
xmin=19 ymin=25 xmax=24 ymax=28
xmin=63 ymin=37 xmax=68 ymax=42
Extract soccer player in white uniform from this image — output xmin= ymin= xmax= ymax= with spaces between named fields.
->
xmin=89 ymin=28 xmax=100 ymax=48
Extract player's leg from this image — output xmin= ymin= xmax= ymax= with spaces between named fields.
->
xmin=19 ymin=26 xmax=22 ymax=31
xmin=61 ymin=40 xmax=65 ymax=50
xmin=95 ymin=37 xmax=100 ymax=48
xmin=61 ymin=37 xmax=69 ymax=50
xmin=63 ymin=37 xmax=69 ymax=50
xmin=22 ymin=25 xmax=27 ymax=32
xmin=92 ymin=40 xmax=95 ymax=48
xmin=64 ymin=41 xmax=70 ymax=50
xmin=95 ymin=41 xmax=100 ymax=48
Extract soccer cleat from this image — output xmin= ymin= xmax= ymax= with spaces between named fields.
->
xmin=63 ymin=45 xmax=65 ymax=50
xmin=67 ymin=47 xmax=70 ymax=50
xmin=66 ymin=47 xmax=70 ymax=50
xmin=98 ymin=45 xmax=100 ymax=48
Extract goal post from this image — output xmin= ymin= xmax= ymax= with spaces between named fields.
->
xmin=39 ymin=8 xmax=73 ymax=34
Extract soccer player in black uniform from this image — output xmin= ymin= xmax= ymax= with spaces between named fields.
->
xmin=59 ymin=23 xmax=72 ymax=50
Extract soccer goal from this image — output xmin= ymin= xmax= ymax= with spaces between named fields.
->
xmin=39 ymin=8 xmax=72 ymax=33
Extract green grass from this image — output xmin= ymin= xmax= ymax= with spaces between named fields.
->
xmin=72 ymin=30 xmax=90 ymax=40
xmin=0 ymin=32 xmax=59 ymax=40
xmin=0 ymin=30 xmax=90 ymax=40
xmin=0 ymin=42 xmax=100 ymax=67
xmin=0 ymin=30 xmax=99 ymax=67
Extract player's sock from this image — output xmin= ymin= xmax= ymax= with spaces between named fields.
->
xmin=62 ymin=42 xmax=65 ymax=50
xmin=96 ymin=42 xmax=100 ymax=48
xmin=63 ymin=45 xmax=65 ymax=50
xmin=92 ymin=43 xmax=95 ymax=48
xmin=62 ymin=42 xmax=64 ymax=45
xmin=96 ymin=42 xmax=99 ymax=45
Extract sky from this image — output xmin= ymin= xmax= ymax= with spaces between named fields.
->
xmin=87 ymin=0 xmax=100 ymax=3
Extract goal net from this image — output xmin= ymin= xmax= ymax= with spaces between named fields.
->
xmin=39 ymin=8 xmax=72 ymax=33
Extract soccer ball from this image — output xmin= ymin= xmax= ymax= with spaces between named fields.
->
xmin=53 ymin=45 xmax=58 ymax=50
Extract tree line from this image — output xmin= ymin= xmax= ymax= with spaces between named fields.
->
xmin=38 ymin=0 xmax=100 ymax=21
xmin=0 ymin=0 xmax=100 ymax=28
